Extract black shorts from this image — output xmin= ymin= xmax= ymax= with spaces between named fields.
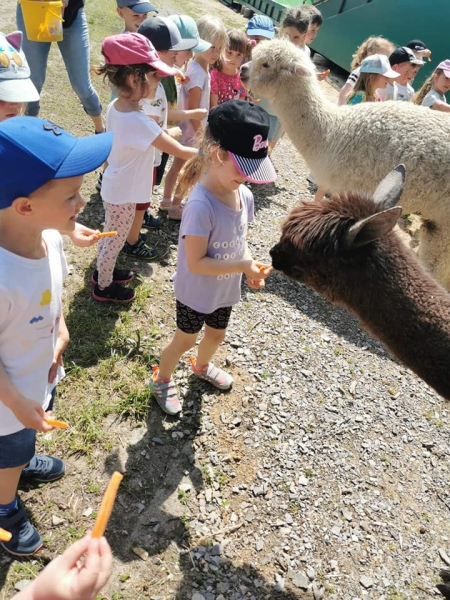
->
xmin=176 ymin=300 xmax=232 ymax=334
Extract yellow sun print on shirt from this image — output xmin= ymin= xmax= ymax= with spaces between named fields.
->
xmin=40 ymin=289 xmax=52 ymax=306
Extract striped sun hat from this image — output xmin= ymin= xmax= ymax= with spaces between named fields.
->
xmin=208 ymin=100 xmax=277 ymax=184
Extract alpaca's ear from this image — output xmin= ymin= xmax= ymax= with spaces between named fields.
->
xmin=290 ymin=63 xmax=312 ymax=77
xmin=373 ymin=164 xmax=406 ymax=209
xmin=345 ymin=207 xmax=403 ymax=248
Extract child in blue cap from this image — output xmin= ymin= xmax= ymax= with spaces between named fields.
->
xmin=0 ymin=116 xmax=112 ymax=556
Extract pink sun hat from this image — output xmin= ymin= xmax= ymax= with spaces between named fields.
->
xmin=102 ymin=32 xmax=178 ymax=77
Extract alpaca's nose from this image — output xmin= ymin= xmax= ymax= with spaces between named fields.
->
xmin=270 ymin=243 xmax=285 ymax=270
xmin=240 ymin=61 xmax=251 ymax=84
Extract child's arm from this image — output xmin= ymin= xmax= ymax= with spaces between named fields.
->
xmin=62 ymin=223 xmax=100 ymax=248
xmin=338 ymin=82 xmax=353 ymax=106
xmin=13 ymin=535 xmax=112 ymax=600
xmin=48 ymin=313 xmax=69 ymax=384
xmin=430 ymin=100 xmax=450 ymax=112
xmin=153 ymin=132 xmax=198 ymax=161
xmin=168 ymin=108 xmax=208 ymax=122
xmin=184 ymin=235 xmax=271 ymax=280
xmin=210 ymin=92 xmax=219 ymax=109
xmin=187 ymin=88 xmax=204 ymax=135
xmin=0 ymin=363 xmax=51 ymax=432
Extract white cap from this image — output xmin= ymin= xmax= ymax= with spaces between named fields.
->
xmin=0 ymin=31 xmax=39 ymax=103
xmin=360 ymin=54 xmax=400 ymax=79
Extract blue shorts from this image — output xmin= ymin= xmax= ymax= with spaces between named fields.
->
xmin=267 ymin=114 xmax=284 ymax=143
xmin=0 ymin=388 xmax=56 ymax=469
xmin=0 ymin=428 xmax=36 ymax=469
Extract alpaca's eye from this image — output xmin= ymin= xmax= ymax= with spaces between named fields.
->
xmin=262 ymin=62 xmax=270 ymax=68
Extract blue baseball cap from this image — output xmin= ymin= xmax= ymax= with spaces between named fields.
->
xmin=246 ymin=15 xmax=275 ymax=39
xmin=116 ymin=0 xmax=157 ymax=14
xmin=0 ymin=116 xmax=113 ymax=209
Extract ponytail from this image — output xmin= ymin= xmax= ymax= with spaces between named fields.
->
xmin=412 ymin=69 xmax=441 ymax=105
xmin=175 ymin=127 xmax=220 ymax=199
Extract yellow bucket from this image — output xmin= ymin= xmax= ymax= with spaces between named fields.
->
xmin=19 ymin=0 xmax=64 ymax=43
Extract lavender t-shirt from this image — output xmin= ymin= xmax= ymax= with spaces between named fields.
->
xmin=173 ymin=183 xmax=254 ymax=313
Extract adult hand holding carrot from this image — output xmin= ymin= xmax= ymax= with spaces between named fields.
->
xmin=13 ymin=535 xmax=112 ymax=600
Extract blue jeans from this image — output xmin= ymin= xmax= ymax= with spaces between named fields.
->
xmin=16 ymin=5 xmax=102 ymax=118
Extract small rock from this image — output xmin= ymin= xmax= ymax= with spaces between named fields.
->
xmin=132 ymin=547 xmax=149 ymax=561
xmin=192 ymin=593 xmax=206 ymax=600
xmin=14 ymin=581 xmax=31 ymax=592
xmin=256 ymin=540 xmax=264 ymax=551
xmin=82 ymin=507 xmax=93 ymax=517
xmin=52 ymin=515 xmax=64 ymax=526
xmin=360 ymin=575 xmax=374 ymax=589
xmin=292 ymin=571 xmax=309 ymax=590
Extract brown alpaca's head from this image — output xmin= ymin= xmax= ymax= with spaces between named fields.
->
xmin=270 ymin=166 xmax=406 ymax=297
xmin=247 ymin=39 xmax=315 ymax=101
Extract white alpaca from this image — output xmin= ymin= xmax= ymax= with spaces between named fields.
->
xmin=243 ymin=40 xmax=450 ymax=288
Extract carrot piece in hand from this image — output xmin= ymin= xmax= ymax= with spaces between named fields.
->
xmin=0 ymin=528 xmax=12 ymax=542
xmin=45 ymin=418 xmax=69 ymax=429
xmin=97 ymin=231 xmax=117 ymax=238
xmin=92 ymin=471 xmax=124 ymax=538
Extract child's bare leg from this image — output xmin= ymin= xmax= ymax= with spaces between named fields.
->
xmin=126 ymin=208 xmax=146 ymax=245
xmin=158 ymin=328 xmax=198 ymax=379
xmin=0 ymin=466 xmax=24 ymax=504
xmin=162 ymin=157 xmax=186 ymax=207
xmin=195 ymin=325 xmax=226 ymax=369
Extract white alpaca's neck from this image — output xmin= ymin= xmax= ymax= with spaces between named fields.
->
xmin=270 ymin=74 xmax=338 ymax=162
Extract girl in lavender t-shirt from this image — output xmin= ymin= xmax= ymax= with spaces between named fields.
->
xmin=149 ymin=100 xmax=277 ymax=416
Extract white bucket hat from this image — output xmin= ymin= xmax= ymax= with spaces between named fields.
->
xmin=360 ymin=54 xmax=400 ymax=79
xmin=0 ymin=31 xmax=39 ymax=103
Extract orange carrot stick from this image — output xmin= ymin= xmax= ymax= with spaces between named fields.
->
xmin=0 ymin=528 xmax=12 ymax=542
xmin=259 ymin=264 xmax=272 ymax=272
xmin=45 ymin=418 xmax=69 ymax=429
xmin=97 ymin=231 xmax=117 ymax=238
xmin=92 ymin=471 xmax=124 ymax=538
xmin=323 ymin=69 xmax=330 ymax=76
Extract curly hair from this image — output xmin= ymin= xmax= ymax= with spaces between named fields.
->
xmin=350 ymin=36 xmax=395 ymax=71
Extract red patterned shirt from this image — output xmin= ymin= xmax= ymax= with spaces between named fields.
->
xmin=210 ymin=69 xmax=246 ymax=105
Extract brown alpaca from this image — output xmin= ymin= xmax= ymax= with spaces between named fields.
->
xmin=270 ymin=166 xmax=450 ymax=400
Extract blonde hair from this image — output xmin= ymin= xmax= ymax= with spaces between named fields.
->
xmin=350 ymin=36 xmax=395 ymax=70
xmin=349 ymin=72 xmax=380 ymax=102
xmin=412 ymin=68 xmax=443 ymax=105
xmin=175 ymin=126 xmax=221 ymax=199
xmin=197 ymin=15 xmax=227 ymax=50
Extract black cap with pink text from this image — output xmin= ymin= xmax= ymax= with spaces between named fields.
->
xmin=207 ymin=100 xmax=277 ymax=184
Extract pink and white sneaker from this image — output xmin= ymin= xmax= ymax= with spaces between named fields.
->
xmin=149 ymin=365 xmax=181 ymax=415
xmin=190 ymin=357 xmax=233 ymax=390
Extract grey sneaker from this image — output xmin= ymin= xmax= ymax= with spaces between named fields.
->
xmin=149 ymin=366 xmax=181 ymax=415
xmin=190 ymin=357 xmax=233 ymax=390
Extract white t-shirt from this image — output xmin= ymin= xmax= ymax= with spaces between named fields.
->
xmin=346 ymin=67 xmax=360 ymax=87
xmin=378 ymin=82 xmax=414 ymax=102
xmin=422 ymin=89 xmax=447 ymax=108
xmin=141 ymin=83 xmax=168 ymax=168
xmin=178 ymin=61 xmax=210 ymax=146
xmin=102 ymin=101 xmax=162 ymax=205
xmin=0 ymin=230 xmax=68 ymax=436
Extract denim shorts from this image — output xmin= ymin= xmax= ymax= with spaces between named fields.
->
xmin=0 ymin=388 xmax=56 ymax=469
xmin=0 ymin=428 xmax=36 ymax=469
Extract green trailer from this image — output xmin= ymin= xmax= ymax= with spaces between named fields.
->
xmin=224 ymin=0 xmax=449 ymax=88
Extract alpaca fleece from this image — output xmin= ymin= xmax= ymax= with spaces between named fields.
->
xmin=246 ymin=40 xmax=450 ymax=288
xmin=270 ymin=167 xmax=450 ymax=400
